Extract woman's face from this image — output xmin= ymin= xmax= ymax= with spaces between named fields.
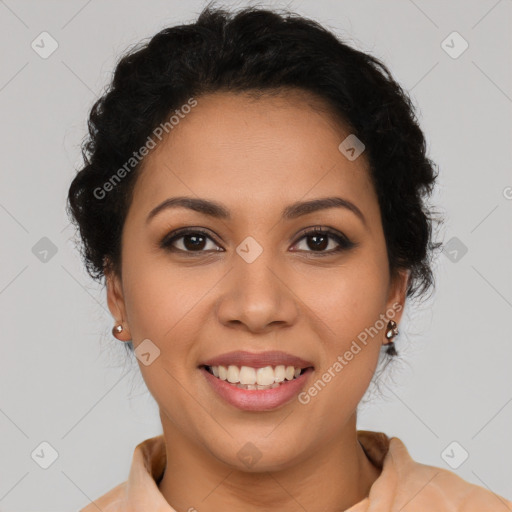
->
xmin=106 ymin=90 xmax=408 ymax=470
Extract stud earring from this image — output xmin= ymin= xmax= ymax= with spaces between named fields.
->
xmin=112 ymin=323 xmax=126 ymax=340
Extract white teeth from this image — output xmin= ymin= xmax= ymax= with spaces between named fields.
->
xmin=235 ymin=382 xmax=282 ymax=390
xmin=227 ymin=365 xmax=240 ymax=384
xmin=218 ymin=365 xmax=227 ymax=380
xmin=207 ymin=364 xmax=306 ymax=385
xmin=256 ymin=366 xmax=275 ymax=386
xmin=239 ymin=366 xmax=257 ymax=385
xmin=285 ymin=366 xmax=295 ymax=380
xmin=274 ymin=365 xmax=285 ymax=382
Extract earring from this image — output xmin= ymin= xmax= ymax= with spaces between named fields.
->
xmin=384 ymin=320 xmax=399 ymax=356
xmin=385 ymin=320 xmax=399 ymax=341
xmin=112 ymin=323 xmax=126 ymax=340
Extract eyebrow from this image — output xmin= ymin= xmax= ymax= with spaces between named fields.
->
xmin=146 ymin=196 xmax=366 ymax=226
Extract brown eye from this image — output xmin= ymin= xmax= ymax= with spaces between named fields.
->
xmin=160 ymin=226 xmax=356 ymax=256
xmin=160 ymin=228 xmax=223 ymax=253
xmin=292 ymin=227 xmax=355 ymax=255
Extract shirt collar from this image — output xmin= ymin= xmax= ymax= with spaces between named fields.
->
xmin=122 ymin=430 xmax=390 ymax=511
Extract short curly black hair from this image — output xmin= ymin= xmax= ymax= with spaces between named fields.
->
xmin=67 ymin=3 xmax=442 ymax=356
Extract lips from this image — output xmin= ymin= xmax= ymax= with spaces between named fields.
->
xmin=200 ymin=365 xmax=315 ymax=411
xmin=199 ymin=350 xmax=314 ymax=369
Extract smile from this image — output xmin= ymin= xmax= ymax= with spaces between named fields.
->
xmin=200 ymin=365 xmax=314 ymax=411
xmin=203 ymin=364 xmax=307 ymax=390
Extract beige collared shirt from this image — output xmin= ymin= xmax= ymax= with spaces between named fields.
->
xmin=80 ymin=431 xmax=512 ymax=511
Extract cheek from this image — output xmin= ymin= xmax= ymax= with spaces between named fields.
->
xmin=294 ymin=255 xmax=389 ymax=338
xmin=123 ymin=270 xmax=198 ymax=341
xmin=292 ymin=253 xmax=388 ymax=405
xmin=120 ymin=258 xmax=208 ymax=404
xmin=121 ymin=246 xmax=214 ymax=363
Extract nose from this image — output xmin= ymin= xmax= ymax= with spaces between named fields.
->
xmin=215 ymin=246 xmax=300 ymax=334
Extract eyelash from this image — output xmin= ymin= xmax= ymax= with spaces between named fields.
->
xmin=159 ymin=226 xmax=356 ymax=256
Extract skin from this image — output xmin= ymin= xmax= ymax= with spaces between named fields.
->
xmin=105 ymin=89 xmax=409 ymax=512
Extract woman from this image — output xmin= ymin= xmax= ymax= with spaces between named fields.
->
xmin=67 ymin=4 xmax=511 ymax=511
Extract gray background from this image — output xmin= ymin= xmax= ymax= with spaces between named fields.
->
xmin=1 ymin=0 xmax=511 ymax=510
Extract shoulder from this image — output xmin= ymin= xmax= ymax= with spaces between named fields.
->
xmin=78 ymin=434 xmax=167 ymax=511
xmin=79 ymin=481 xmax=127 ymax=512
xmin=384 ymin=436 xmax=512 ymax=511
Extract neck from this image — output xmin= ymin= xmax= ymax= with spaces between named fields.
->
xmin=157 ymin=413 xmax=381 ymax=512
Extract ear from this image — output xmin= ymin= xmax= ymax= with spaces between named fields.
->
xmin=384 ymin=268 xmax=410 ymax=327
xmin=105 ymin=267 xmax=131 ymax=342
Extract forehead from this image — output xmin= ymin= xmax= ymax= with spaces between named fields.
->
xmin=130 ymin=90 xmax=376 ymax=220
